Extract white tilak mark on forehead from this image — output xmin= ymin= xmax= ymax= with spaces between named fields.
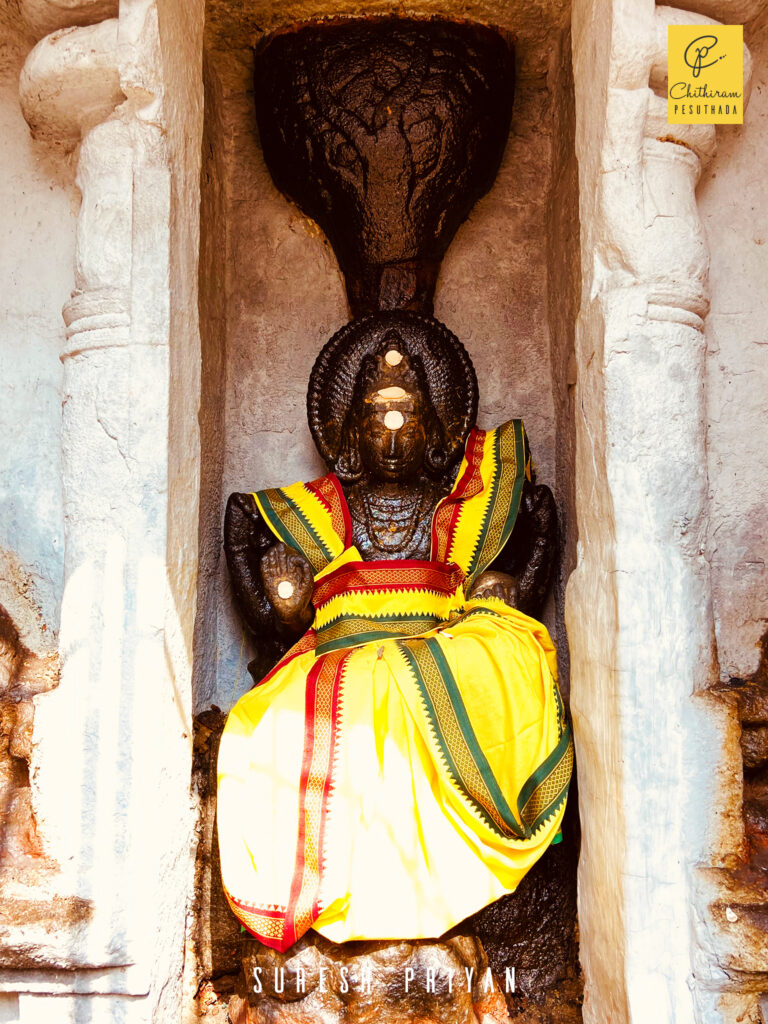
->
xmin=385 ymin=349 xmax=403 ymax=366
xmin=384 ymin=410 xmax=405 ymax=430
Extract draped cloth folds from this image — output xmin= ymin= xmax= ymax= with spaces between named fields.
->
xmin=217 ymin=420 xmax=573 ymax=951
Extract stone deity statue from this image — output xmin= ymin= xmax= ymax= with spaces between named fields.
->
xmin=218 ymin=312 xmax=572 ymax=952
xmin=215 ymin=14 xmax=574 ymax=998
xmin=226 ymin=317 xmax=558 ymax=681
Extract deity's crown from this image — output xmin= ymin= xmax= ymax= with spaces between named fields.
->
xmin=363 ymin=335 xmax=422 ymax=399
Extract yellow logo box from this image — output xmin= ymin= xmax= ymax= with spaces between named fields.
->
xmin=668 ymin=24 xmax=743 ymax=124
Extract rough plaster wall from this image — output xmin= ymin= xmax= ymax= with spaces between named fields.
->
xmin=205 ymin=0 xmax=571 ymax=76
xmin=436 ymin=80 xmax=555 ymax=475
xmin=701 ymin=10 xmax=768 ymax=683
xmin=200 ymin=34 xmax=572 ymax=710
xmin=194 ymin=57 xmax=228 ymax=712
xmin=161 ymin=0 xmax=205 ymax=684
xmin=0 ymin=18 xmax=77 ymax=632
xmin=210 ymin=47 xmax=347 ymax=708
xmin=545 ymin=27 xmax=580 ymax=695
xmin=154 ymin=0 xmax=206 ymax=1020
xmin=567 ymin=0 xmax=628 ymax=1019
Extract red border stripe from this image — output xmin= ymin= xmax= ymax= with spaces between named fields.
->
xmin=431 ymin=429 xmax=485 ymax=561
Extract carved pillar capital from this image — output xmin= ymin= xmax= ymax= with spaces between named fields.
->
xmin=19 ymin=18 xmax=123 ymax=149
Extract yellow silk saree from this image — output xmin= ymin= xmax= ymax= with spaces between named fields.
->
xmin=217 ymin=420 xmax=572 ymax=951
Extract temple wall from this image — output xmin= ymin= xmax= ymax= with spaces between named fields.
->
xmin=568 ymin=2 xmax=767 ymax=1023
xmin=0 ymin=16 xmax=74 ymax=631
xmin=701 ymin=9 xmax=768 ymax=682
xmin=0 ymin=1 xmax=206 ymax=1021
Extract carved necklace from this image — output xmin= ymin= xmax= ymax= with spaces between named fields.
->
xmin=358 ymin=483 xmax=431 ymax=554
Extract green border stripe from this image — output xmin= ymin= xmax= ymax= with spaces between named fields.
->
xmin=255 ymin=487 xmax=333 ymax=568
xmin=316 ymin=615 xmax=440 ymax=656
xmin=424 ymin=638 xmax=522 ymax=832
xmin=279 ymin=489 xmax=334 ymax=561
xmin=398 ymin=641 xmax=474 ymax=819
xmin=466 ymin=429 xmax=503 ymax=578
xmin=518 ymin=726 xmax=573 ymax=832
xmin=400 ymin=631 xmax=572 ymax=841
xmin=472 ymin=420 xmax=528 ymax=580
xmin=256 ymin=491 xmax=296 ymax=549
xmin=491 ymin=421 xmax=528 ymax=571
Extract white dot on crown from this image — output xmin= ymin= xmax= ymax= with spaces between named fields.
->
xmin=385 ymin=349 xmax=403 ymax=366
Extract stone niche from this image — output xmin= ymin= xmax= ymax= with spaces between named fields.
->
xmin=188 ymin=1 xmax=581 ymax=1022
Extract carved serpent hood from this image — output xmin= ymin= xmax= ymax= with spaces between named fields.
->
xmin=254 ymin=17 xmax=515 ymax=317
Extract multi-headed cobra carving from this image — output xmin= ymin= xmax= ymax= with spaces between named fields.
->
xmin=255 ymin=18 xmax=516 ymax=316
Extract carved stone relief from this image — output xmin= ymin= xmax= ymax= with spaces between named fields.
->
xmin=254 ymin=18 xmax=515 ymax=316
xmin=568 ymin=2 xmax=765 ymax=1022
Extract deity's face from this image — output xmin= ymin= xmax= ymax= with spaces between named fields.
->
xmin=356 ymin=352 xmax=429 ymax=483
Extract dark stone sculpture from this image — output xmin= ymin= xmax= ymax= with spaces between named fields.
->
xmin=254 ymin=18 xmax=515 ymax=317
xmin=225 ymin=311 xmax=557 ymax=682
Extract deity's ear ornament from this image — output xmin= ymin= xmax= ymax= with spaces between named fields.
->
xmin=307 ymin=311 xmax=479 ymax=477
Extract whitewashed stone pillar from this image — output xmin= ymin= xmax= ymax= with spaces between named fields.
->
xmin=568 ymin=2 xmax=757 ymax=1023
xmin=0 ymin=1 xmax=204 ymax=1021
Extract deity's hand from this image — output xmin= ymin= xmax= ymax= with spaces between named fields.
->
xmin=260 ymin=542 xmax=314 ymax=632
xmin=468 ymin=570 xmax=519 ymax=609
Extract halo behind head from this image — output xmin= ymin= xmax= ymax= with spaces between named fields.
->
xmin=307 ymin=312 xmax=478 ymax=476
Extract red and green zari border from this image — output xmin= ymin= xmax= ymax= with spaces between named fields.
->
xmin=398 ymin=632 xmax=572 ymax=841
xmin=313 ymin=559 xmax=465 ymax=608
xmin=430 ymin=421 xmax=529 ymax=586
xmin=254 ymin=483 xmax=339 ymax=574
xmin=431 ymin=426 xmax=486 ymax=564
xmin=305 ymin=474 xmax=352 ymax=549
xmin=465 ymin=421 xmax=528 ymax=583
xmin=225 ymin=649 xmax=348 ymax=950
xmin=316 ymin=611 xmax=444 ymax=656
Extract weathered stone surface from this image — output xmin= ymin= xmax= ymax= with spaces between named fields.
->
xmin=186 ymin=709 xmax=242 ymax=998
xmin=462 ymin=824 xmax=579 ymax=1005
xmin=741 ymin=727 xmax=768 ymax=771
xmin=567 ymin=2 xmax=761 ymax=1022
xmin=0 ymin=595 xmax=59 ymax=878
xmin=204 ymin=0 xmax=571 ymax=79
xmin=2 ymin=1 xmax=205 ymax=1021
xmin=20 ymin=0 xmax=117 ymax=41
xmin=734 ymin=682 xmax=768 ymax=727
xmin=239 ymin=931 xmax=503 ymax=1024
xmin=661 ymin=0 xmax=764 ymax=21
xmin=19 ymin=20 xmax=123 ymax=148
xmin=742 ymin=785 xmax=768 ymax=845
xmin=701 ymin=10 xmax=768 ymax=686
